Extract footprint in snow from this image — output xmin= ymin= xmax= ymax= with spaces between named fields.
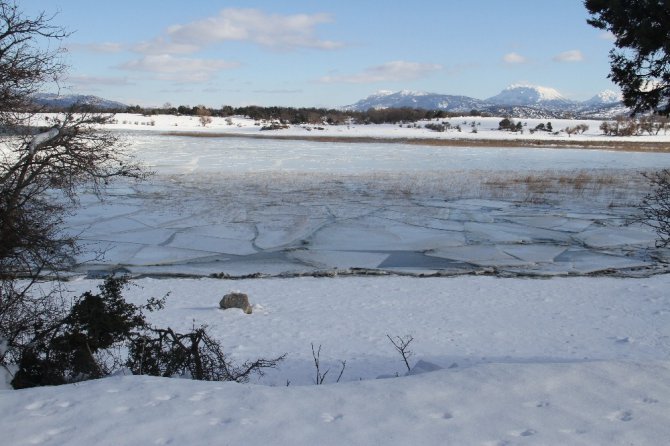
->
xmin=28 ymin=427 xmax=71 ymax=445
xmin=112 ymin=405 xmax=131 ymax=414
xmin=321 ymin=413 xmax=344 ymax=423
xmin=189 ymin=391 xmax=208 ymax=401
xmin=208 ymin=417 xmax=233 ymax=426
xmin=25 ymin=401 xmax=47 ymax=411
xmin=428 ymin=411 xmax=453 ymax=420
xmin=510 ymin=429 xmax=537 ymax=437
xmin=608 ymin=410 xmax=633 ymax=422
xmin=519 ymin=429 xmax=537 ymax=437
xmin=523 ymin=400 xmax=550 ymax=408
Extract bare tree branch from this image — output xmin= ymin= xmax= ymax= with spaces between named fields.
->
xmin=386 ymin=334 xmax=414 ymax=373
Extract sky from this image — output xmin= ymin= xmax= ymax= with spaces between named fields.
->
xmin=24 ymin=0 xmax=620 ymax=108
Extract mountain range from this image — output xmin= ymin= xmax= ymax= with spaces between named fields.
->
xmin=344 ymin=84 xmax=627 ymax=119
xmin=32 ymin=93 xmax=128 ymax=110
xmin=32 ymin=85 xmax=628 ymax=120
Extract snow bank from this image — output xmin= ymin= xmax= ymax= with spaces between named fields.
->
xmin=2 ymin=361 xmax=668 ymax=445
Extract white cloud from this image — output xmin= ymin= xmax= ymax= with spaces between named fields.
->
xmin=253 ymin=89 xmax=303 ymax=94
xmin=553 ymin=50 xmax=584 ymax=63
xmin=164 ymin=8 xmax=343 ymax=51
xmin=318 ymin=61 xmax=442 ymax=84
xmin=502 ymin=52 xmax=527 ymax=64
xmin=118 ymin=55 xmax=240 ymax=83
xmin=67 ymin=75 xmax=133 ymax=86
xmin=133 ymin=38 xmax=200 ymax=55
xmin=68 ymin=42 xmax=124 ymax=53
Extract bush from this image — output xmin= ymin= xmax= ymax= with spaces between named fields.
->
xmin=424 ymin=122 xmax=448 ymax=132
xmin=11 ymin=277 xmax=153 ymax=388
xmin=499 ymin=118 xmax=523 ymax=132
xmin=564 ymin=123 xmax=589 ymax=136
xmin=260 ymin=122 xmax=289 ymax=131
xmin=639 ymin=169 xmax=670 ymax=247
xmin=9 ymin=277 xmax=285 ymax=388
xmin=128 ymin=326 xmax=285 ymax=382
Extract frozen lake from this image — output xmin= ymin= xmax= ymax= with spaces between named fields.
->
xmin=129 ymin=132 xmax=670 ymax=174
xmin=66 ymin=134 xmax=670 ymax=278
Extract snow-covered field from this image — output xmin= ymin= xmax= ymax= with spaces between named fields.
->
xmin=2 ymin=275 xmax=670 ymax=445
xmin=3 ymin=115 xmax=670 ymax=445
xmin=102 ymin=112 xmax=670 ymax=146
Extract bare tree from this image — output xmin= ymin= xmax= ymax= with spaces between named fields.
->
xmin=196 ymin=106 xmax=212 ymax=127
xmin=0 ymin=1 xmax=67 ymax=112
xmin=0 ymin=1 xmax=145 ymax=376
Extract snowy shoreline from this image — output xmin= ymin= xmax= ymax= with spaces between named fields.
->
xmin=76 ymin=112 xmax=670 ymax=152
xmin=159 ymin=129 xmax=670 ymax=152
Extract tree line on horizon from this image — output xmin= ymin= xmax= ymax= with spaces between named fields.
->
xmin=121 ymin=103 xmax=489 ymax=125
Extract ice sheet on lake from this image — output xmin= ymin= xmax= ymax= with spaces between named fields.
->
xmin=575 ymin=226 xmax=658 ymax=249
xmin=62 ymin=136 xmax=670 ymax=277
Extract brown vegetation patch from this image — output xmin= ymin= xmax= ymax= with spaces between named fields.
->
xmin=161 ymin=131 xmax=670 ymax=153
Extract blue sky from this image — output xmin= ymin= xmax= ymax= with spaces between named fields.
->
xmin=25 ymin=0 xmax=618 ymax=108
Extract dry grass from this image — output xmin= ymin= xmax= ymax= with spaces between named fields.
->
xmin=162 ymin=131 xmax=670 ymax=153
xmin=150 ymin=168 xmax=652 ymax=211
xmin=481 ymin=170 xmax=644 ymax=205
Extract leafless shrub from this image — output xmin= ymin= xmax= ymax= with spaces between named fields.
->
xmin=564 ymin=123 xmax=589 ymax=136
xmin=638 ymin=169 xmax=670 ymax=247
xmin=386 ymin=334 xmax=414 ymax=373
xmin=129 ymin=325 xmax=285 ymax=382
xmin=310 ymin=343 xmax=346 ymax=384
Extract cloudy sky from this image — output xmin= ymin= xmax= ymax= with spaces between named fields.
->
xmin=26 ymin=0 xmax=618 ymax=108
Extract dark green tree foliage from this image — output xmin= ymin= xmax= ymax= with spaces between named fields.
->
xmin=585 ymin=0 xmax=670 ymax=115
xmin=10 ymin=276 xmax=284 ymax=389
xmin=498 ymin=117 xmax=522 ymax=132
xmin=11 ymin=277 xmax=151 ymax=388
xmin=123 ymin=103 xmax=464 ymax=125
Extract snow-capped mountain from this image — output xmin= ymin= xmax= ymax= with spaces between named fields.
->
xmin=485 ymin=84 xmax=575 ymax=109
xmin=345 ymin=84 xmax=626 ymax=118
xmin=582 ymin=89 xmax=623 ymax=106
xmin=32 ymin=93 xmax=128 ymax=110
xmin=343 ymin=89 xmax=488 ymax=112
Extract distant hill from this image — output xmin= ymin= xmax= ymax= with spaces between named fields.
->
xmin=485 ymin=84 xmax=575 ymax=109
xmin=345 ymin=85 xmax=628 ymax=119
xmin=342 ymin=90 xmax=488 ymax=113
xmin=582 ymin=90 xmax=623 ymax=107
xmin=32 ymin=93 xmax=128 ymax=111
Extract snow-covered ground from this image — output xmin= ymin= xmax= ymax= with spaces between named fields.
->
xmin=99 ymin=113 xmax=670 ymax=146
xmin=3 ymin=115 xmax=670 ymax=445
xmin=2 ymin=275 xmax=670 ymax=445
